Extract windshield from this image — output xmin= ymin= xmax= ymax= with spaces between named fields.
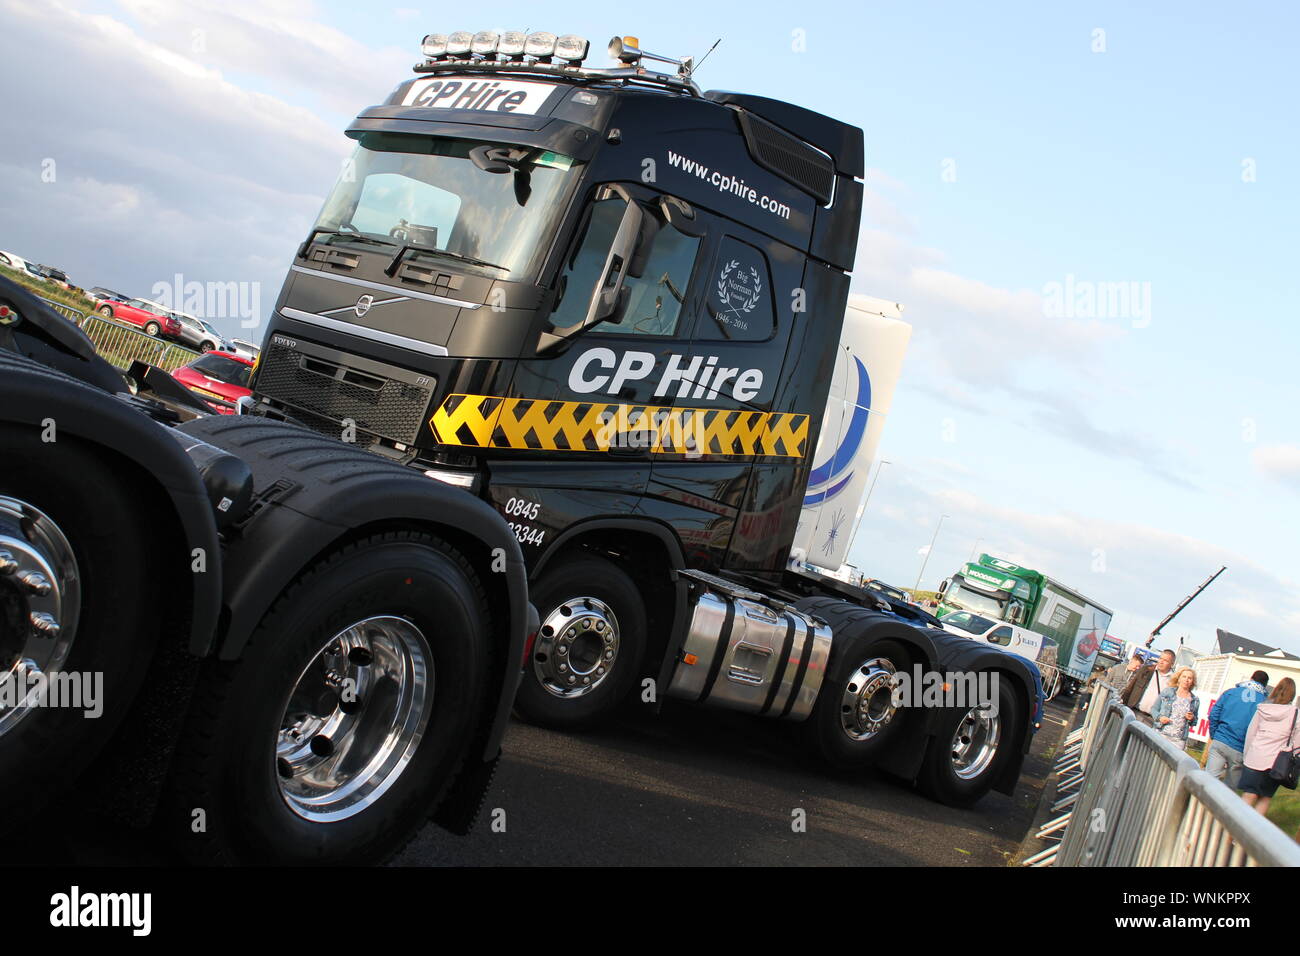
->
xmin=943 ymin=611 xmax=997 ymax=635
xmin=945 ymin=582 xmax=1008 ymax=619
xmin=312 ymin=133 xmax=577 ymax=279
xmin=190 ymin=354 xmax=251 ymax=388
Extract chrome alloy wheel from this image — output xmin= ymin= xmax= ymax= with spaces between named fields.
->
xmin=0 ymin=496 xmax=81 ymax=739
xmin=532 ymin=596 xmax=619 ymax=699
xmin=275 ymin=615 xmax=433 ymax=823
xmin=950 ymin=705 xmax=1001 ymax=780
xmin=839 ymin=656 xmax=898 ymax=742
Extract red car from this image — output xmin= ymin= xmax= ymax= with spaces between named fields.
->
xmin=172 ymin=351 xmax=254 ymax=414
xmin=96 ymin=296 xmax=182 ymax=338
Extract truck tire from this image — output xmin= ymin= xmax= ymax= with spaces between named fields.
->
xmin=806 ymin=633 xmax=912 ymax=769
xmin=513 ymin=555 xmax=646 ymax=729
xmin=163 ymin=531 xmax=489 ymax=865
xmin=0 ymin=426 xmax=158 ymax=822
xmin=916 ymin=671 xmax=1024 ymax=807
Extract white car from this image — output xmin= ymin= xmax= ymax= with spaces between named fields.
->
xmin=939 ymin=610 xmax=1062 ymax=699
xmin=228 ymin=338 xmax=260 ymax=361
xmin=0 ymin=250 xmax=29 ymax=273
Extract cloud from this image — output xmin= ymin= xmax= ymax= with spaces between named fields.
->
xmin=1252 ymin=444 xmax=1300 ymax=491
xmin=0 ymin=0 xmax=358 ymax=338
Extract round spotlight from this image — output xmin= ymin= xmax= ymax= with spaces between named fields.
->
xmin=499 ymin=31 xmax=527 ymax=57
xmin=525 ymin=31 xmax=558 ymax=58
xmin=421 ymin=34 xmax=448 ymax=58
xmin=471 ymin=31 xmax=499 ymax=56
xmin=555 ymin=34 xmax=589 ymax=63
xmin=446 ymin=31 xmax=473 ymax=56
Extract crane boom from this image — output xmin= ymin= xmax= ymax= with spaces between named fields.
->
xmin=1144 ymin=566 xmax=1227 ymax=647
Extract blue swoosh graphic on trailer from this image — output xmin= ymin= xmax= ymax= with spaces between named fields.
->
xmin=803 ymin=356 xmax=871 ymax=505
xmin=802 ymin=471 xmax=855 ymax=507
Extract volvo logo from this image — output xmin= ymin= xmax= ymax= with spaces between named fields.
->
xmin=354 ymin=294 xmax=373 ymax=317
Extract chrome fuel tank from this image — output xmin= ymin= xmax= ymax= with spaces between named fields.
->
xmin=667 ymin=586 xmax=831 ymax=720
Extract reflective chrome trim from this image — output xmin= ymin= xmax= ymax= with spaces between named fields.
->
xmin=289 ymin=265 xmax=481 ymax=309
xmin=319 ymin=296 xmax=408 ymax=317
xmin=279 ymin=308 xmax=450 ymax=358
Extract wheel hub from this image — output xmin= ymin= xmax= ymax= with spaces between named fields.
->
xmin=840 ymin=656 xmax=898 ymax=742
xmin=0 ymin=496 xmax=80 ymax=739
xmin=532 ymin=597 xmax=619 ymax=699
xmin=275 ymin=615 xmax=433 ymax=823
xmin=950 ymin=705 xmax=1001 ymax=780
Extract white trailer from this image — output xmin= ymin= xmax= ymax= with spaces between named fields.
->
xmin=1190 ymin=653 xmax=1300 ymax=743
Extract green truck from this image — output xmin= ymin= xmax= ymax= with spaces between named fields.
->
xmin=936 ymin=554 xmax=1112 ymax=695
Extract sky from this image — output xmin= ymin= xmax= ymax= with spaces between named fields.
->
xmin=1 ymin=0 xmax=1297 ymax=654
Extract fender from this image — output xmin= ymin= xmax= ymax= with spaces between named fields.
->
xmin=0 ymin=350 xmax=224 ymax=655
xmin=177 ymin=415 xmax=530 ymax=760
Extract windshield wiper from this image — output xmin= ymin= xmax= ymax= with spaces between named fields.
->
xmin=298 ymin=228 xmax=395 ymax=259
xmin=384 ymin=243 xmax=508 ymax=278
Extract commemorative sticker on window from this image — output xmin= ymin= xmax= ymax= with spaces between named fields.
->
xmin=706 ymin=238 xmax=774 ymax=341
xmin=402 ymin=77 xmax=558 ymax=114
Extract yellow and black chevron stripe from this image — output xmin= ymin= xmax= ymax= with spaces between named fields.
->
xmin=430 ymin=394 xmax=809 ymax=458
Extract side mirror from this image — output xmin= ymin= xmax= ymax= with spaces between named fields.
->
xmin=538 ymin=194 xmax=645 ymax=353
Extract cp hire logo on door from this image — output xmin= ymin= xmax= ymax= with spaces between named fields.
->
xmin=403 ymin=77 xmax=557 ymax=114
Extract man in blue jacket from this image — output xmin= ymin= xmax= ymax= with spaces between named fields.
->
xmin=1206 ymin=670 xmax=1270 ymax=788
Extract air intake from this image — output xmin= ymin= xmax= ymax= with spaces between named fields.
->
xmin=735 ymin=111 xmax=835 ymax=204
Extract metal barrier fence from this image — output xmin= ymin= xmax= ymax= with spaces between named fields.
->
xmin=1023 ymin=684 xmax=1300 ymax=866
xmin=79 ymin=313 xmax=200 ymax=373
xmin=37 ymin=295 xmax=91 ymax=325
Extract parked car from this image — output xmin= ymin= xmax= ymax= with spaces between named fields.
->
xmin=172 ymin=311 xmax=229 ymax=353
xmin=865 ymin=579 xmax=914 ymax=605
xmin=228 ymin=337 xmax=260 ymax=361
xmin=0 ymin=250 xmax=29 ymax=273
xmin=86 ymin=286 xmax=131 ymax=304
xmin=171 ymin=350 xmax=254 ymax=413
xmin=95 ymin=296 xmax=182 ymax=338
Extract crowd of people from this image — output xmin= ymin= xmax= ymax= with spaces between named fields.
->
xmin=1104 ymin=650 xmax=1300 ymax=834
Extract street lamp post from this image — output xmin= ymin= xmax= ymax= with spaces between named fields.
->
xmin=913 ymin=513 xmax=949 ymax=595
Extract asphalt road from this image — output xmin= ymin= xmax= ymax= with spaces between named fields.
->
xmin=34 ymin=693 xmax=1075 ymax=866
xmin=393 ymin=694 xmax=1078 ymax=867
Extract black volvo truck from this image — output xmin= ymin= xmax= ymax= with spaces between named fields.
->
xmin=247 ymin=31 xmax=1043 ymax=806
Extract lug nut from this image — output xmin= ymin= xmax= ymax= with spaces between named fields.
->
xmin=604 ymin=649 xmax=613 ymax=659
xmin=581 ymin=619 xmax=591 ymax=630
xmin=582 ymin=677 xmax=590 ymax=685
xmin=309 ymin=734 xmax=334 ymax=757
xmin=30 ymin=611 xmax=59 ymax=637
xmin=597 ymin=667 xmax=605 ymax=676
xmin=559 ymin=663 xmax=568 ymax=672
xmin=595 ymin=621 xmax=605 ymax=632
xmin=557 ymin=644 xmax=567 ymax=655
xmin=19 ymin=571 xmax=51 ymax=596
xmin=604 ymin=634 xmax=614 ymax=644
xmin=567 ymin=675 xmax=576 ymax=685
xmin=0 ymin=551 xmax=16 ymax=575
